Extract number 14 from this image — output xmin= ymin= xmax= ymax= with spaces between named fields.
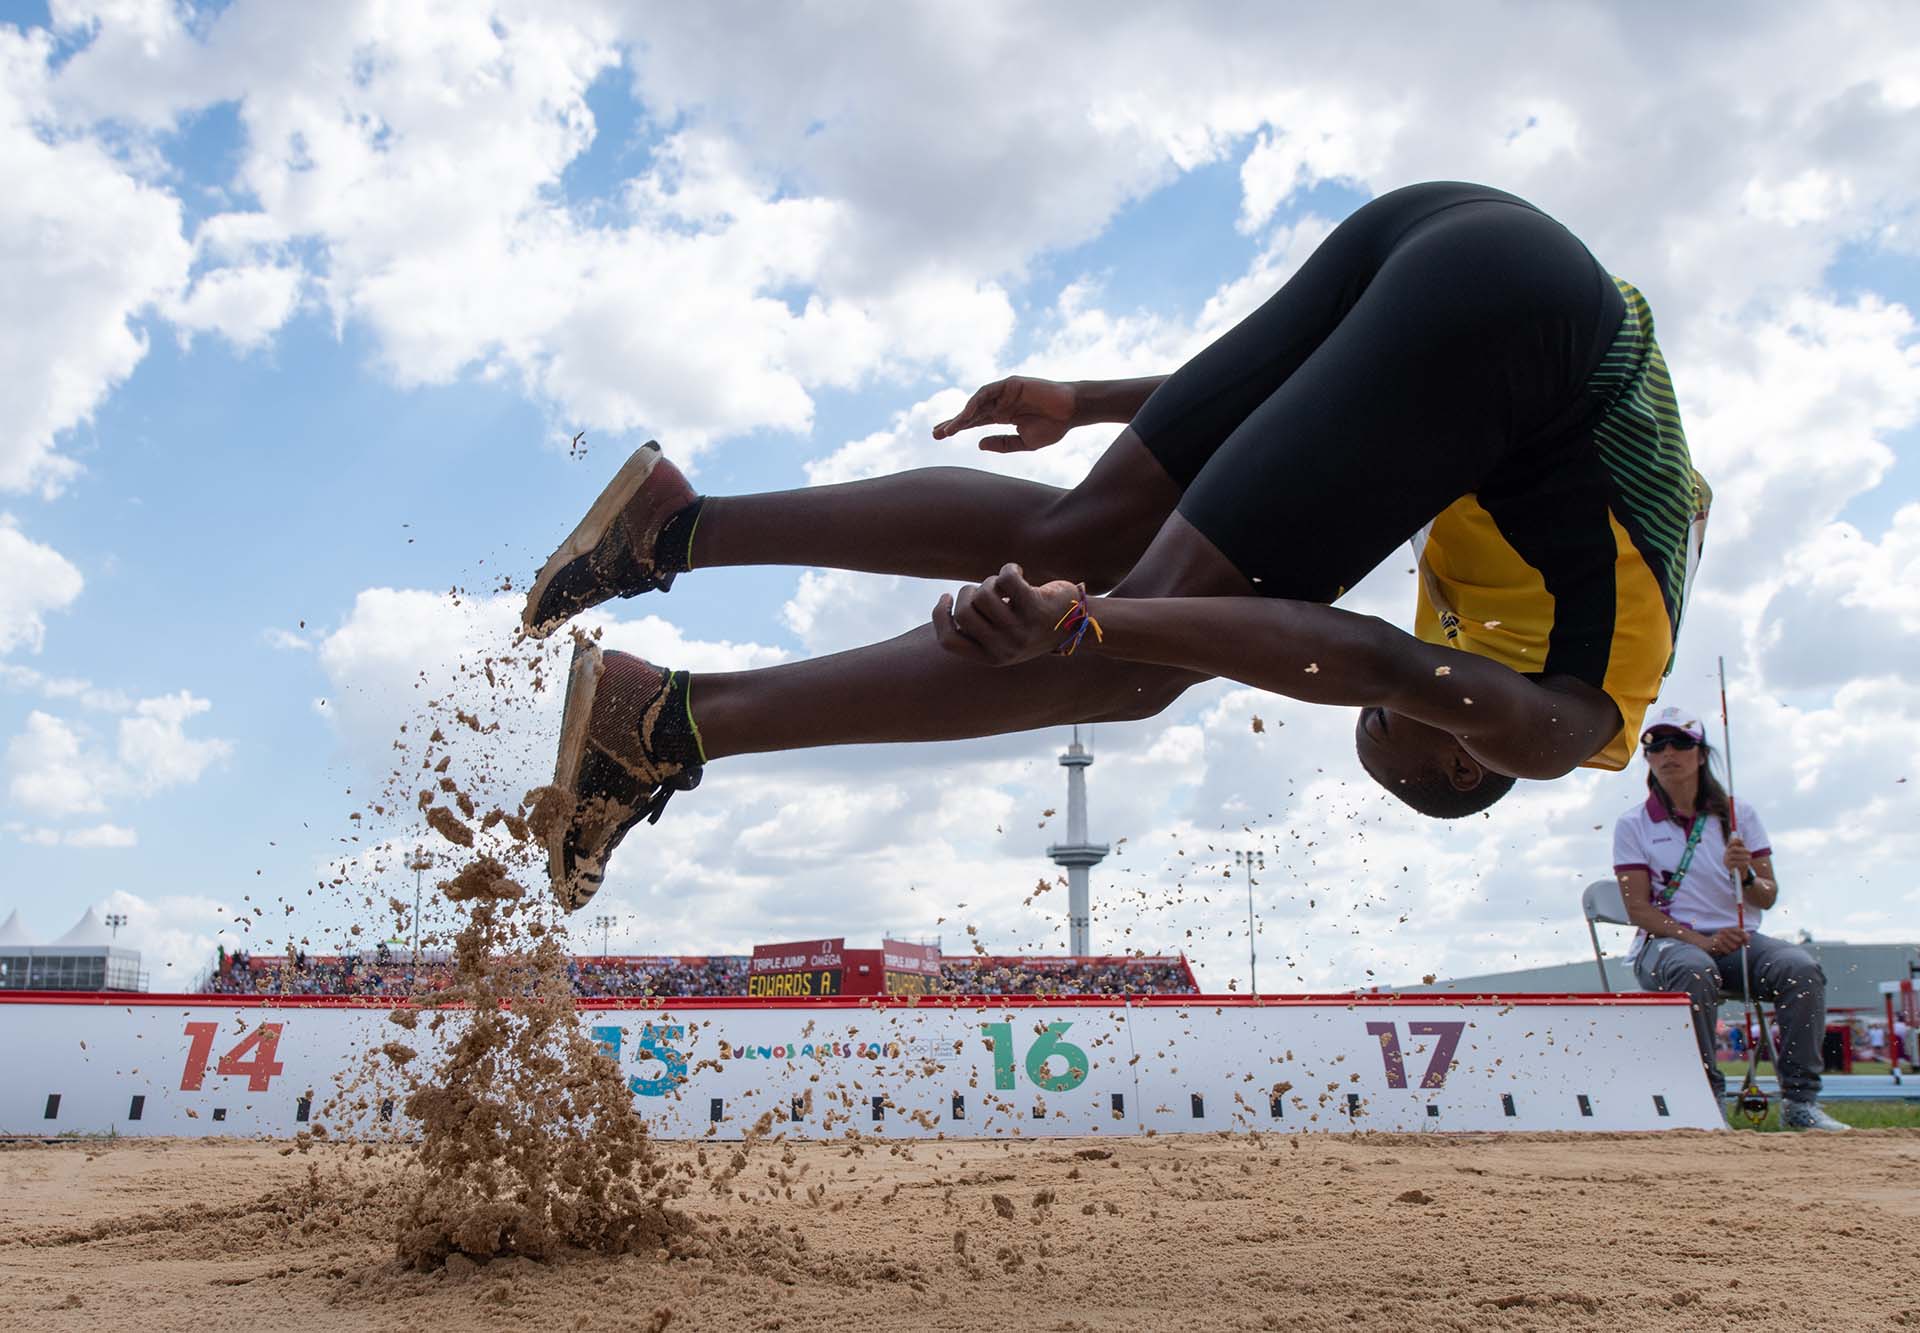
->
xmin=181 ymin=1021 xmax=285 ymax=1092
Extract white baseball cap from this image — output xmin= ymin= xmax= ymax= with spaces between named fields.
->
xmin=1641 ymin=705 xmax=1705 ymax=744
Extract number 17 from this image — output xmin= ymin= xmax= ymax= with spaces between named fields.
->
xmin=1365 ymin=1020 xmax=1465 ymax=1090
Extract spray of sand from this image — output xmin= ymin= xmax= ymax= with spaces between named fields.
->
xmin=389 ymin=848 xmax=689 ymax=1269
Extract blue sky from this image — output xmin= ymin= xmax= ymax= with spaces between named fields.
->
xmin=3 ymin=1 xmax=1916 ymax=988
xmin=4 ymin=102 xmax=1310 ymax=926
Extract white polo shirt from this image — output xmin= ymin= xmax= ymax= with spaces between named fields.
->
xmin=1612 ymin=793 xmax=1771 ymax=960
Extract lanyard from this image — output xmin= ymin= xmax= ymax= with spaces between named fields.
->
xmin=1654 ymin=813 xmax=1710 ymax=906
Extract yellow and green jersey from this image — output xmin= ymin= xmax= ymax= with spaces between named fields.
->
xmin=1413 ymin=278 xmax=1709 ymax=771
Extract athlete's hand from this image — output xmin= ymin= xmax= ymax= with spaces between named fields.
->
xmin=1723 ymin=833 xmax=1752 ymax=876
xmin=933 ymin=564 xmax=1085 ymax=665
xmin=931 ymin=376 xmax=1078 ymax=453
xmin=1701 ymin=926 xmax=1750 ymax=957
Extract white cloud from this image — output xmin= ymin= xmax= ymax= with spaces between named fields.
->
xmin=312 ymin=586 xmax=555 ymax=792
xmin=0 ymin=25 xmax=191 ymax=495
xmin=1237 ymin=107 xmax=1390 ymax=234
xmin=4 ymin=691 xmax=231 ymax=821
xmin=6 ymin=710 xmax=103 ymax=816
xmin=64 ymin=821 xmax=138 ymax=848
xmin=781 ymin=569 xmax=948 ymax=656
xmin=30 ymin=3 xmax=1023 ymax=457
xmin=311 ymin=586 xmax=789 ymax=818
xmin=599 ymin=1 xmax=1920 ymax=354
xmin=117 ymin=690 xmax=232 ymax=793
xmin=21 ymin=1 xmax=1920 ymax=479
xmin=800 ymin=396 xmax=985 ymax=489
xmin=1680 ymin=294 xmax=1920 ymax=567
xmin=1744 ymin=167 xmax=1856 ymax=228
xmin=597 ymin=611 xmax=789 ymax=675
xmin=0 ymin=517 xmax=85 ymax=653
xmin=262 ymin=627 xmax=311 ymax=651
xmin=7 ymin=1 xmax=1920 ymax=988
xmin=0 ymin=662 xmax=133 ymax=712
xmin=1757 ymin=506 xmax=1920 ymax=691
xmin=100 ymin=887 xmax=238 ymax=988
xmin=164 ymin=260 xmax=302 ymax=351
xmin=12 ymin=820 xmax=139 ymax=848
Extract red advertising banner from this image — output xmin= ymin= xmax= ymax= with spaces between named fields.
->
xmin=880 ymin=940 xmax=940 ymax=976
xmin=750 ymin=939 xmax=845 ymax=973
xmin=749 ymin=939 xmax=846 ymax=998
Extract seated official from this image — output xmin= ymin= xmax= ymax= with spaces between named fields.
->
xmin=1611 ymin=706 xmax=1845 ymax=1131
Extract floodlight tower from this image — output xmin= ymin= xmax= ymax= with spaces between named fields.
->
xmin=407 ymin=848 xmax=433 ymax=958
xmin=1045 ymin=726 xmax=1109 ymax=956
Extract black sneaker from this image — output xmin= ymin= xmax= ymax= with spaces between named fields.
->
xmin=545 ymin=638 xmax=701 ymax=912
xmin=522 ymin=442 xmax=698 ymax=640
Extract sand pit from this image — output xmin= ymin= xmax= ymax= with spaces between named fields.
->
xmin=4 ymin=1130 xmax=1917 ymax=1331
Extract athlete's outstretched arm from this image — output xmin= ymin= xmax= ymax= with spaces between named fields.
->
xmin=935 ymin=567 xmax=1620 ymax=778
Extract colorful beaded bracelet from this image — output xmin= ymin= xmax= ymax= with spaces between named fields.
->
xmin=1052 ymin=589 xmax=1104 ymax=656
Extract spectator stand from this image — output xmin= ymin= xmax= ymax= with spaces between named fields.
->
xmin=934 ymin=954 xmax=1198 ymax=996
xmin=200 ymin=949 xmax=1200 ymax=999
xmin=201 ymin=951 xmax=753 ymax=999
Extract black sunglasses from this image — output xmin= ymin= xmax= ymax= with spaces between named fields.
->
xmin=1641 ymin=733 xmax=1699 ymax=754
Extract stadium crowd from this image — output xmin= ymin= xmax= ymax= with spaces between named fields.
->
xmin=201 ymin=949 xmax=1196 ymax=997
xmin=934 ymin=957 xmax=1197 ymax=995
xmin=567 ymin=955 xmax=750 ymax=997
xmin=205 ymin=948 xmax=449 ymax=997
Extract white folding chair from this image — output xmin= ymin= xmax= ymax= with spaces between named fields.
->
xmin=1580 ymin=877 xmax=1634 ymax=993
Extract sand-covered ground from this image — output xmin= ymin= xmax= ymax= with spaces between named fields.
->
xmin=4 ymin=1130 xmax=1917 ymax=1332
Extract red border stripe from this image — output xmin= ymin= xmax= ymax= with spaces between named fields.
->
xmin=0 ymin=989 xmax=1689 ymax=1010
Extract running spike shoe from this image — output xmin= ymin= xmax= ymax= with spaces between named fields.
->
xmin=522 ymin=442 xmax=697 ymax=640
xmin=545 ymin=638 xmax=700 ymax=912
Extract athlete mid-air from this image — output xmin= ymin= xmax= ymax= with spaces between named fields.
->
xmin=521 ymin=181 xmax=1708 ymax=910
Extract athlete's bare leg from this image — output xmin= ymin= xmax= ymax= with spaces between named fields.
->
xmin=688 ymin=428 xmax=1180 ymax=593
xmin=692 ymin=512 xmax=1249 ymax=758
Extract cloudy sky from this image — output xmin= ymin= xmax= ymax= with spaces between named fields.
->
xmin=3 ymin=0 xmax=1917 ymax=994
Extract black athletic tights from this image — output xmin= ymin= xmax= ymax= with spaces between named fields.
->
xmin=1130 ymin=181 xmax=1627 ymax=600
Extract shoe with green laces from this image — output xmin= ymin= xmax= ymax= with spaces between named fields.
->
xmin=544 ymin=638 xmax=702 ymax=912
xmin=522 ymin=442 xmax=700 ymax=640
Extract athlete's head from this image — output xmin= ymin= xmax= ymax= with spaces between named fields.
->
xmin=1354 ymin=706 xmax=1516 ymax=818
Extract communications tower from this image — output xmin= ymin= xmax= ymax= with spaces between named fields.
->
xmin=1045 ymin=725 xmax=1109 ymax=955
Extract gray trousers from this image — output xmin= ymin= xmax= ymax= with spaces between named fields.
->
xmin=1633 ymin=931 xmax=1827 ymax=1103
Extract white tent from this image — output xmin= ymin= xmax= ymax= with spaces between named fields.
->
xmin=0 ymin=910 xmax=38 ymax=948
xmin=0 ymin=909 xmax=38 ymax=947
xmin=52 ymin=906 xmax=112 ymax=947
xmin=1 ymin=904 xmax=142 ymax=992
